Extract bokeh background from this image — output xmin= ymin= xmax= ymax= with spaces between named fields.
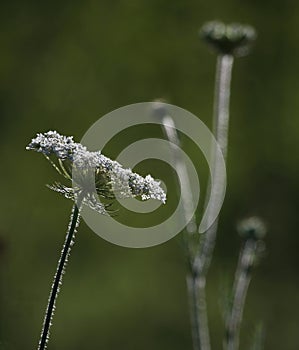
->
xmin=1 ymin=0 xmax=299 ymax=349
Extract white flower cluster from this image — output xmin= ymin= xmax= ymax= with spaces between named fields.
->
xmin=27 ymin=131 xmax=166 ymax=211
xmin=26 ymin=130 xmax=82 ymax=160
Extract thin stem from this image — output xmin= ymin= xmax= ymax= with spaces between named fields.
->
xmin=187 ymin=274 xmax=210 ymax=350
xmin=38 ymin=196 xmax=83 ymax=350
xmin=160 ymin=114 xmax=197 ymax=236
xmin=187 ymin=275 xmax=200 ymax=350
xmin=250 ymin=322 xmax=265 ymax=350
xmin=159 ymin=111 xmax=207 ymax=350
xmin=213 ymin=54 xmax=234 ymax=159
xmin=43 ymin=155 xmax=65 ymax=178
xmin=199 ymin=54 xmax=234 ymax=272
xmin=157 ymin=53 xmax=234 ymax=350
xmin=191 ymin=53 xmax=234 ymax=349
xmin=58 ymin=159 xmax=72 ymax=180
xmin=225 ymin=239 xmax=257 ymax=350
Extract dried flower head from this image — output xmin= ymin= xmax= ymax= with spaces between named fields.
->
xmin=27 ymin=131 xmax=166 ymax=214
xmin=237 ymin=217 xmax=267 ymax=240
xmin=200 ymin=21 xmax=257 ymax=56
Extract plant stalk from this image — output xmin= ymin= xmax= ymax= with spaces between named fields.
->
xmin=191 ymin=53 xmax=234 ymax=350
xmin=157 ymin=53 xmax=234 ymax=350
xmin=38 ymin=197 xmax=83 ymax=350
xmin=187 ymin=274 xmax=210 ymax=350
xmin=199 ymin=54 xmax=234 ymax=272
xmin=159 ymin=110 xmax=205 ymax=350
xmin=225 ymin=239 xmax=257 ymax=350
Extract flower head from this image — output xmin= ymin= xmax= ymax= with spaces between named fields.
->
xmin=26 ymin=130 xmax=84 ymax=160
xmin=200 ymin=21 xmax=257 ymax=56
xmin=27 ymin=131 xmax=166 ymax=213
xmin=237 ymin=217 xmax=267 ymax=240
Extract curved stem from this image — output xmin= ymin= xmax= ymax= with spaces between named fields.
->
xmin=38 ymin=197 xmax=83 ymax=350
xmin=160 ymin=112 xmax=205 ymax=350
xmin=160 ymin=114 xmax=197 ymax=236
xmin=225 ymin=239 xmax=257 ymax=350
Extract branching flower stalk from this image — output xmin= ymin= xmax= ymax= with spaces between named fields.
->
xmin=225 ymin=217 xmax=266 ymax=350
xmin=153 ymin=22 xmax=256 ymax=350
xmin=26 ymin=131 xmax=166 ymax=349
xmin=153 ymin=21 xmax=256 ymax=349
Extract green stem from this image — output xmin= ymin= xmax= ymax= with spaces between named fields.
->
xmin=213 ymin=54 xmax=234 ymax=159
xmin=187 ymin=274 xmax=210 ymax=350
xmin=225 ymin=239 xmax=257 ymax=350
xmin=200 ymin=54 xmax=234 ymax=272
xmin=157 ymin=53 xmax=234 ymax=349
xmin=38 ymin=197 xmax=83 ymax=350
xmin=191 ymin=53 xmax=234 ymax=350
xmin=160 ymin=113 xmax=197 ymax=235
xmin=159 ymin=111 xmax=204 ymax=350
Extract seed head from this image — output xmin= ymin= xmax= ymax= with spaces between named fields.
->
xmin=237 ymin=217 xmax=267 ymax=240
xmin=200 ymin=21 xmax=257 ymax=56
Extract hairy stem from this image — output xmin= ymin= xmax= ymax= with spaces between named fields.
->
xmin=160 ymin=113 xmax=197 ymax=236
xmin=38 ymin=197 xmax=83 ymax=350
xmin=187 ymin=274 xmax=210 ymax=350
xmin=159 ymin=110 xmax=207 ymax=350
xmin=213 ymin=54 xmax=234 ymax=159
xmin=191 ymin=53 xmax=234 ymax=349
xmin=225 ymin=239 xmax=257 ymax=350
xmin=200 ymin=54 xmax=234 ymax=272
xmin=156 ymin=54 xmax=234 ymax=350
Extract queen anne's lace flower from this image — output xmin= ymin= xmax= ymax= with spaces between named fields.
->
xmin=27 ymin=130 xmax=84 ymax=160
xmin=27 ymin=131 xmax=166 ymax=213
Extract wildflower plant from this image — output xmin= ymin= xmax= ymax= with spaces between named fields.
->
xmin=26 ymin=19 xmax=264 ymax=350
xmin=26 ymin=130 xmax=166 ymax=350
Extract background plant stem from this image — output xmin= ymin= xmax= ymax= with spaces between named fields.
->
xmin=225 ymin=239 xmax=257 ymax=350
xmin=157 ymin=53 xmax=234 ymax=350
xmin=38 ymin=197 xmax=82 ymax=350
xmin=159 ymin=111 xmax=209 ymax=350
xmin=212 ymin=54 xmax=234 ymax=159
xmin=187 ymin=273 xmax=210 ymax=350
xmin=191 ymin=53 xmax=234 ymax=350
xmin=198 ymin=54 xmax=234 ymax=273
xmin=158 ymin=111 xmax=198 ymax=349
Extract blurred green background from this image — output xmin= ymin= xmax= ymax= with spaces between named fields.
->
xmin=1 ymin=0 xmax=299 ymax=349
